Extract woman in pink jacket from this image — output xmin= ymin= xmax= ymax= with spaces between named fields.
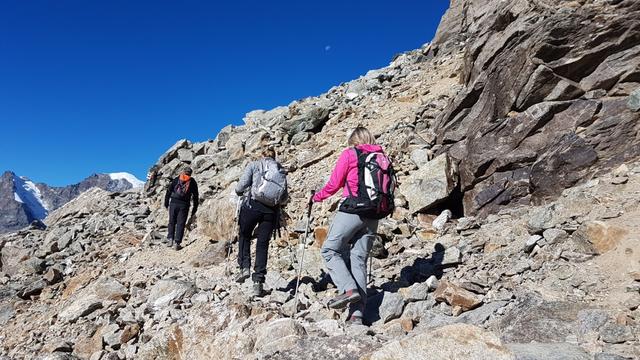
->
xmin=313 ymin=126 xmax=384 ymax=325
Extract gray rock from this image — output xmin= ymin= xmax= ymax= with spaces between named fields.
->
xmin=17 ymin=279 xmax=47 ymax=299
xmin=44 ymin=267 xmax=63 ymax=285
xmin=599 ymin=323 xmax=635 ymax=344
xmin=628 ymin=88 xmax=640 ymax=111
xmin=399 ymin=282 xmax=430 ymax=302
xmin=524 ymin=235 xmax=542 ymax=252
xmin=426 ymin=275 xmax=439 ymax=291
xmin=577 ymin=309 xmax=610 ymax=337
xmin=378 ymin=292 xmax=406 ymax=323
xmin=93 ymin=277 xmax=129 ymax=301
xmin=456 ymin=217 xmax=478 ymax=231
xmin=57 ymin=231 xmax=75 ymax=251
xmin=270 ymin=290 xmax=292 ymax=304
xmin=281 ymin=106 xmax=330 ymax=136
xmin=432 ymin=246 xmax=462 ymax=266
xmin=402 ymin=297 xmax=437 ymax=321
xmin=146 ymin=279 xmax=196 ymax=311
xmin=177 ymin=148 xmax=194 ymax=163
xmin=290 ymin=131 xmax=311 ymax=145
xmin=594 ymin=353 xmax=630 ymax=360
xmin=369 ymin=324 xmax=514 ymax=359
xmin=527 ymin=205 xmax=558 ymax=234
xmin=410 ymin=148 xmax=432 ymax=168
xmin=254 ymin=318 xmax=307 ymax=356
xmin=458 ymin=301 xmax=508 ymax=325
xmin=499 ymin=297 xmax=583 ymax=343
xmin=542 ymin=228 xmax=568 ymax=245
xmin=507 ymin=342 xmax=589 ymax=360
xmin=58 ymin=295 xmax=103 ymax=323
xmin=399 ymin=154 xmax=457 ymax=213
xmin=0 ymin=303 xmax=15 ymax=325
xmin=102 ymin=323 xmax=122 ymax=347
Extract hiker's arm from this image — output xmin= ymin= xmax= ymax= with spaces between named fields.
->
xmin=235 ymin=162 xmax=254 ymax=195
xmin=191 ymin=180 xmax=199 ymax=216
xmin=164 ymin=178 xmax=175 ymax=208
xmin=313 ymin=149 xmax=350 ymax=202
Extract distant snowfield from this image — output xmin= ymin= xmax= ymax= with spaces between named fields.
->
xmin=13 ymin=176 xmax=48 ymax=220
xmin=109 ymin=172 xmax=145 ymax=188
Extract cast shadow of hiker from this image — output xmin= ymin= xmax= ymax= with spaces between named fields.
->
xmin=281 ymin=275 xmax=320 ymax=293
xmin=365 ymin=243 xmax=447 ymax=324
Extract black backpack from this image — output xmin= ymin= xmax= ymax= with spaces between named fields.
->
xmin=173 ymin=178 xmax=190 ymax=198
xmin=339 ymin=147 xmax=396 ymax=219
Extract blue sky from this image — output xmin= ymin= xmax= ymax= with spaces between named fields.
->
xmin=0 ymin=0 xmax=449 ymax=186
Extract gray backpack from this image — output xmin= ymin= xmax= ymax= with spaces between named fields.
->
xmin=251 ymin=159 xmax=288 ymax=207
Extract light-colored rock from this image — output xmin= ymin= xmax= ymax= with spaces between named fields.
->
xmin=399 ymin=282 xmax=430 ymax=302
xmin=507 ymin=342 xmax=589 ymax=360
xmin=524 ymin=235 xmax=542 ymax=253
xmin=378 ymin=292 xmax=406 ymax=323
xmin=369 ymin=324 xmax=514 ymax=360
xmin=147 ymin=279 xmax=196 ymax=312
xmin=58 ymin=295 xmax=103 ymax=323
xmin=254 ymin=318 xmax=306 ymax=356
xmin=627 ymin=88 xmax=640 ymax=111
xmin=542 ymin=228 xmax=568 ymax=245
xmin=399 ymin=154 xmax=457 ymax=213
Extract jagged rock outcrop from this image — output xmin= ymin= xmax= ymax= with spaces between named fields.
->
xmin=433 ymin=0 xmax=640 ymax=216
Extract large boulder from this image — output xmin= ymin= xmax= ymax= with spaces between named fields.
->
xmin=368 ymin=324 xmax=514 ymax=360
xmin=399 ymin=154 xmax=458 ymax=214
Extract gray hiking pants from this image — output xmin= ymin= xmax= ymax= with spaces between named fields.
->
xmin=321 ymin=211 xmax=378 ymax=318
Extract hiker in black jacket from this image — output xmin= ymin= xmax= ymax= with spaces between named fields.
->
xmin=164 ymin=167 xmax=199 ymax=250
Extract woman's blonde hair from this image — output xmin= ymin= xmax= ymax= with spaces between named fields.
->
xmin=261 ymin=146 xmax=276 ymax=159
xmin=347 ymin=126 xmax=376 ymax=146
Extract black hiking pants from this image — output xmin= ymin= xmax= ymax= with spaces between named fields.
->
xmin=168 ymin=202 xmax=189 ymax=245
xmin=237 ymin=204 xmax=275 ymax=283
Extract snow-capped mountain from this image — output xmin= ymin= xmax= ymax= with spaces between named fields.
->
xmin=0 ymin=171 xmax=144 ymax=233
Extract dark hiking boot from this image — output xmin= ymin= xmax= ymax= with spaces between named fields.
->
xmin=235 ymin=268 xmax=250 ymax=283
xmin=174 ymin=243 xmax=182 ymax=251
xmin=252 ymin=282 xmax=265 ymax=298
xmin=327 ymin=289 xmax=361 ymax=310
xmin=346 ymin=315 xmax=363 ymax=326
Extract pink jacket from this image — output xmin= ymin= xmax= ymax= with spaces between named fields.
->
xmin=313 ymin=144 xmax=384 ymax=202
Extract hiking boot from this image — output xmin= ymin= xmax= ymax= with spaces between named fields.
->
xmin=346 ymin=315 xmax=363 ymax=326
xmin=252 ymin=282 xmax=265 ymax=298
xmin=166 ymin=238 xmax=174 ymax=247
xmin=174 ymin=243 xmax=182 ymax=251
xmin=327 ymin=289 xmax=361 ymax=310
xmin=235 ymin=268 xmax=250 ymax=283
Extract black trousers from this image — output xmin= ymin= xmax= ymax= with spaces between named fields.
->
xmin=237 ymin=204 xmax=275 ymax=283
xmin=168 ymin=202 xmax=189 ymax=244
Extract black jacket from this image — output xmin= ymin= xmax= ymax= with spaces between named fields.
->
xmin=164 ymin=177 xmax=199 ymax=215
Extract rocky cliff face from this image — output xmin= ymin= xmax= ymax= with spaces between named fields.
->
xmin=0 ymin=172 xmax=143 ymax=234
xmin=1 ymin=0 xmax=639 ymax=359
xmin=433 ymin=0 xmax=640 ymax=217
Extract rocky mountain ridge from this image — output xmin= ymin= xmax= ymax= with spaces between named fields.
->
xmin=0 ymin=171 xmax=144 ymax=234
xmin=1 ymin=0 xmax=639 ymax=359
